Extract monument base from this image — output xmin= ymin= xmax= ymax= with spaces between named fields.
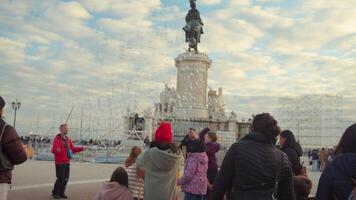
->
xmin=174 ymin=106 xmax=209 ymax=119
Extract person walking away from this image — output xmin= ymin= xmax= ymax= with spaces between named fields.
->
xmin=0 ymin=96 xmax=27 ymax=200
xmin=93 ymin=167 xmax=133 ymax=200
xmin=293 ymin=176 xmax=313 ymax=200
xmin=125 ymin=146 xmax=144 ymax=200
xmin=198 ymin=124 xmax=220 ymax=199
xmin=51 ymin=124 xmax=85 ymax=199
xmin=310 ymin=149 xmax=319 ymax=171
xmin=136 ymin=122 xmax=183 ymax=200
xmin=210 ymin=113 xmax=295 ymax=200
xmin=279 ymin=130 xmax=303 ymax=175
xmin=178 ymin=140 xmax=208 ymax=200
xmin=318 ymin=148 xmax=328 ymax=171
xmin=315 ymin=123 xmax=356 ymax=200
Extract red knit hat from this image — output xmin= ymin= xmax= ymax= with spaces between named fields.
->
xmin=154 ymin=122 xmax=173 ymax=144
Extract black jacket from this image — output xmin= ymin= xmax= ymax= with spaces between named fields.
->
xmin=282 ymin=143 xmax=303 ymax=175
xmin=316 ymin=153 xmax=356 ymax=200
xmin=210 ymin=132 xmax=295 ymax=200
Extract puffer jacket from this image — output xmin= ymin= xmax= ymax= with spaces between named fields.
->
xmin=0 ymin=119 xmax=27 ymax=184
xmin=210 ymin=132 xmax=295 ymax=200
xmin=315 ymin=153 xmax=356 ymax=200
xmin=178 ymin=152 xmax=208 ymax=195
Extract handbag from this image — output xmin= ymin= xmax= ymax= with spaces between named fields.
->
xmin=0 ymin=124 xmax=14 ymax=171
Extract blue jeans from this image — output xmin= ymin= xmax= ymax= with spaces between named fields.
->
xmin=184 ymin=192 xmax=205 ymax=200
xmin=312 ymin=160 xmax=319 ymax=171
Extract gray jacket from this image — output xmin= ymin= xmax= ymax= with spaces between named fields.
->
xmin=137 ymin=147 xmax=183 ymax=200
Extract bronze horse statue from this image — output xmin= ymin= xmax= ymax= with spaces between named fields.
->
xmin=183 ymin=0 xmax=204 ymax=52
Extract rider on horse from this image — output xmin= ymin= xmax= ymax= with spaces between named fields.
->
xmin=183 ymin=0 xmax=204 ymax=51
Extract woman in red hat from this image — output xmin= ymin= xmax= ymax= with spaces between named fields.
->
xmin=136 ymin=122 xmax=183 ymax=200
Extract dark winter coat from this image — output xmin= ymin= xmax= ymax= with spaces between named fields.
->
xmin=282 ymin=143 xmax=303 ymax=175
xmin=0 ymin=118 xmax=27 ymax=184
xmin=311 ymin=151 xmax=319 ymax=161
xmin=210 ymin=132 xmax=295 ymax=200
xmin=180 ymin=135 xmax=198 ymax=154
xmin=199 ymin=128 xmax=220 ymax=171
xmin=315 ymin=153 xmax=356 ymax=200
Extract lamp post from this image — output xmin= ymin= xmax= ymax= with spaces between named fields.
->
xmin=12 ymin=99 xmax=21 ymax=128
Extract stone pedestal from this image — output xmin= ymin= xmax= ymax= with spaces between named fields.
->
xmin=174 ymin=52 xmax=211 ymax=119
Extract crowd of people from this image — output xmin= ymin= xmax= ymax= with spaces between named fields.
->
xmin=308 ymin=148 xmax=335 ymax=172
xmin=91 ymin=114 xmax=356 ymax=200
xmin=0 ymin=95 xmax=356 ymax=200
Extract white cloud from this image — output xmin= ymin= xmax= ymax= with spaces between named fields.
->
xmin=200 ymin=0 xmax=222 ymax=5
xmin=229 ymin=0 xmax=250 ymax=6
xmin=0 ymin=0 xmax=355 ymax=133
xmin=59 ymin=1 xmax=92 ymax=19
xmin=0 ymin=37 xmax=26 ymax=64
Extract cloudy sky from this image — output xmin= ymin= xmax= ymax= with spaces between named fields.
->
xmin=0 ymin=0 xmax=355 ymax=134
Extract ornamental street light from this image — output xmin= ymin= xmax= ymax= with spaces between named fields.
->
xmin=12 ymin=99 xmax=21 ymax=128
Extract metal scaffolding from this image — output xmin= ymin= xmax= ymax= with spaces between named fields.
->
xmin=276 ymin=95 xmax=344 ymax=148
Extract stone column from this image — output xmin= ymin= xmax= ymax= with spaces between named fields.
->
xmin=174 ymin=52 xmax=211 ymax=119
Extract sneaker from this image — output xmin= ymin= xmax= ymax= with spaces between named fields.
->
xmin=52 ymin=195 xmax=61 ymax=199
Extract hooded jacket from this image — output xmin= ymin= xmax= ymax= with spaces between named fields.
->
xmin=199 ymin=127 xmax=220 ymax=171
xmin=136 ymin=147 xmax=183 ymax=200
xmin=316 ymin=153 xmax=356 ymax=200
xmin=178 ymin=152 xmax=208 ymax=195
xmin=210 ymin=132 xmax=295 ymax=200
xmin=282 ymin=143 xmax=303 ymax=175
xmin=93 ymin=182 xmax=133 ymax=200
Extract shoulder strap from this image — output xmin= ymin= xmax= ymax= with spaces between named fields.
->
xmin=0 ymin=124 xmax=8 ymax=143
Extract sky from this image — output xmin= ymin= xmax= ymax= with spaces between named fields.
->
xmin=0 ymin=0 xmax=355 ymax=134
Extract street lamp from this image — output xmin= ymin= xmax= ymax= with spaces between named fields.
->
xmin=12 ymin=99 xmax=21 ymax=128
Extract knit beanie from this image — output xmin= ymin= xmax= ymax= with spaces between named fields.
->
xmin=154 ymin=122 xmax=173 ymax=144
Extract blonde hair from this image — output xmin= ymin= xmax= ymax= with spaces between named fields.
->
xmin=125 ymin=146 xmax=142 ymax=168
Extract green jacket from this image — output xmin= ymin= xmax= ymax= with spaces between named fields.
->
xmin=137 ymin=147 xmax=183 ymax=200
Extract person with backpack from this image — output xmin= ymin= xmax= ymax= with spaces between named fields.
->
xmin=279 ymin=130 xmax=303 ymax=175
xmin=0 ymin=96 xmax=27 ymax=200
xmin=210 ymin=113 xmax=295 ymax=200
xmin=316 ymin=123 xmax=356 ymax=200
xmin=51 ymin=123 xmax=85 ymax=199
xmin=93 ymin=167 xmax=133 ymax=200
xmin=125 ymin=146 xmax=144 ymax=200
xmin=136 ymin=122 xmax=183 ymax=200
xmin=178 ymin=139 xmax=208 ymax=200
